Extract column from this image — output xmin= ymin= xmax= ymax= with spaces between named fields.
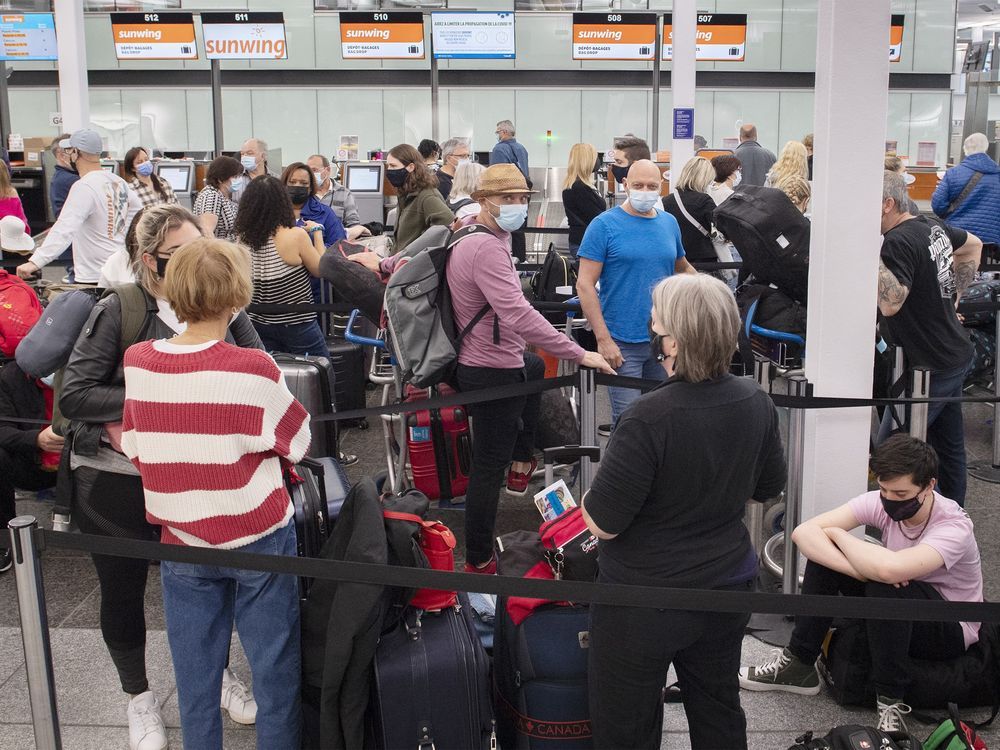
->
xmin=800 ymin=0 xmax=891 ymax=523
xmin=54 ymin=0 xmax=89 ymax=131
xmin=669 ymin=0 xmax=696 ymax=179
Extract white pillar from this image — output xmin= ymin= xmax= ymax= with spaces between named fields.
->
xmin=54 ymin=0 xmax=89 ymax=131
xmin=800 ymin=0 xmax=891 ymax=523
xmin=670 ymin=0 xmax=696 ymax=180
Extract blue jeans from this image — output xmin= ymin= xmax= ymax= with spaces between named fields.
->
xmin=161 ymin=522 xmax=301 ymax=750
xmin=609 ymin=339 xmax=667 ymax=427
xmin=253 ymin=319 xmax=329 ymax=358
xmin=876 ymin=359 xmax=971 ymax=506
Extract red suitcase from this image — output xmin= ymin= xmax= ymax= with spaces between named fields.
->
xmin=404 ymin=384 xmax=472 ymax=501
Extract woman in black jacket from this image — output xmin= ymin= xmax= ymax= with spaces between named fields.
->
xmin=561 ymin=143 xmax=606 ymax=255
xmin=59 ymin=204 xmax=263 ymax=742
xmin=662 ymin=156 xmax=718 ymax=264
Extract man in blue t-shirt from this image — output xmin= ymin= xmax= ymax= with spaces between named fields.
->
xmin=577 ymin=159 xmax=696 ymax=427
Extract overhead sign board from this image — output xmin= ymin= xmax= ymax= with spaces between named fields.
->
xmin=572 ymin=13 xmax=655 ymax=61
xmin=111 ymin=12 xmax=197 ymax=60
xmin=0 ymin=13 xmax=57 ymax=61
xmin=662 ymin=13 xmax=748 ymax=62
xmin=339 ymin=12 xmax=424 ymax=59
xmin=889 ymin=14 xmax=904 ymax=62
xmin=431 ymin=12 xmax=515 ymax=60
xmin=201 ymin=11 xmax=287 ymax=60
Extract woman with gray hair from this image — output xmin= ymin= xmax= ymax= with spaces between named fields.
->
xmin=582 ymin=273 xmax=786 ymax=750
xmin=447 ymin=159 xmax=486 ymax=220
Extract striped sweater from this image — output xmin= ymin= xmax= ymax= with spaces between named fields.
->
xmin=121 ymin=339 xmax=311 ymax=548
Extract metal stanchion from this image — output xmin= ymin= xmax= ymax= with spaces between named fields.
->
xmin=782 ymin=376 xmax=809 ymax=595
xmin=578 ymin=366 xmax=598 ymax=495
xmin=744 ymin=356 xmax=772 ymax=552
xmin=9 ymin=516 xmax=61 ymax=750
xmin=970 ymin=287 xmax=1000 ymax=483
xmin=909 ymin=368 xmax=930 ymax=441
xmin=754 ymin=355 xmax=773 ymax=394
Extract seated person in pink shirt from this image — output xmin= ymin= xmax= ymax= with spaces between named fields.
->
xmin=740 ymin=435 xmax=983 ymax=735
xmin=351 ymin=164 xmax=613 ymax=573
xmin=122 ymin=237 xmax=310 ymax=750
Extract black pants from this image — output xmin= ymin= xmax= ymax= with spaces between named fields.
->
xmin=73 ymin=466 xmax=157 ymax=695
xmin=511 ymin=223 xmax=527 ymax=262
xmin=589 ymin=580 xmax=753 ymax=750
xmin=788 ymin=560 xmax=967 ymax=698
xmin=0 ymin=447 xmax=57 ymax=529
xmin=456 ymin=351 xmax=544 ymax=565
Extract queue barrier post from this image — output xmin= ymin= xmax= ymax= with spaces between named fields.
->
xmin=744 ymin=356 xmax=774 ymax=553
xmin=970 ymin=285 xmax=1000 ymax=484
xmin=782 ymin=376 xmax=810 ymax=596
xmin=909 ymin=368 xmax=931 ymax=442
xmin=9 ymin=516 xmax=62 ymax=750
xmin=578 ymin=366 xmax=598 ymax=495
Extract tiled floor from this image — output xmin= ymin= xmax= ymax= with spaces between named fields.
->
xmin=0 ymin=388 xmax=997 ymax=749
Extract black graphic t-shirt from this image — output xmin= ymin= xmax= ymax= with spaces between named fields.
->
xmin=880 ymin=216 xmax=972 ymax=371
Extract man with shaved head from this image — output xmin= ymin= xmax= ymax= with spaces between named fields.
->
xmin=735 ymin=124 xmax=777 ymax=187
xmin=577 ymin=159 xmax=697 ymax=428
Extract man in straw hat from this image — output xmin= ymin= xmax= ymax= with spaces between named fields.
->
xmin=351 ymin=163 xmax=612 ymax=572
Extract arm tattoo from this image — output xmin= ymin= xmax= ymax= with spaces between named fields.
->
xmin=954 ymin=259 xmax=977 ymax=300
xmin=877 ymin=261 xmax=908 ymax=313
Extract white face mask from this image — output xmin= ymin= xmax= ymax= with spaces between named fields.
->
xmin=487 ymin=199 xmax=529 ymax=231
xmin=627 ymin=190 xmax=660 ymax=214
xmin=313 ymin=171 xmax=326 ymax=185
xmin=732 ymin=171 xmax=743 ymax=188
xmin=229 ymin=176 xmax=246 ymax=192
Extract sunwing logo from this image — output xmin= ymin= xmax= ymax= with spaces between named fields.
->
xmin=345 ymin=29 xmax=390 ymax=40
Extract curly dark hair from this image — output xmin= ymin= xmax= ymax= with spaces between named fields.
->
xmin=711 ymin=154 xmax=742 ymax=182
xmin=205 ymin=155 xmax=244 ymax=189
xmin=123 ymin=146 xmax=169 ymax=201
xmin=232 ymin=175 xmax=296 ymax=249
xmin=418 ymin=139 xmax=440 ymax=160
xmin=388 ymin=143 xmax=439 ymax=196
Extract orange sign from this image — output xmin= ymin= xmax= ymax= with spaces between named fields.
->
xmin=662 ymin=13 xmax=747 ymax=62
xmin=111 ymin=12 xmax=196 ymax=60
xmin=889 ymin=15 xmax=904 ymax=63
xmin=340 ymin=12 xmax=424 ymax=59
xmin=572 ymin=13 xmax=656 ymax=60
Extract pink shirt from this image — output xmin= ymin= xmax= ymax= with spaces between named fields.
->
xmin=0 ymin=196 xmax=30 ymax=234
xmin=849 ymin=490 xmax=983 ymax=648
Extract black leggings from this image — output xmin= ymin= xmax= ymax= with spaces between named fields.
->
xmin=73 ymin=466 xmax=156 ymax=695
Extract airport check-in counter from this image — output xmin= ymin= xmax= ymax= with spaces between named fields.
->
xmin=342 ymin=162 xmax=386 ymax=226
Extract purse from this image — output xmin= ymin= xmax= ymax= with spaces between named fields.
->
xmin=539 ymin=507 xmax=598 ymax=582
xmin=383 ymin=510 xmax=458 ymax=611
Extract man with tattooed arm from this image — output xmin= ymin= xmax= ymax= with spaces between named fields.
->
xmin=876 ymin=170 xmax=982 ymax=506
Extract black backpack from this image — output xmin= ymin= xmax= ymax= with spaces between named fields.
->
xmin=530 ymin=244 xmax=577 ymax=323
xmin=789 ymin=725 xmax=922 ymax=750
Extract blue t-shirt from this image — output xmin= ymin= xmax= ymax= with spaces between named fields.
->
xmin=578 ymin=206 xmax=685 ymax=343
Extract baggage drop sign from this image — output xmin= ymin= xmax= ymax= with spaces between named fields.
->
xmin=662 ymin=13 xmax=747 ymax=62
xmin=340 ymin=12 xmax=424 ymax=59
xmin=202 ymin=12 xmax=287 ymax=60
xmin=111 ymin=13 xmax=197 ymax=60
xmin=572 ymin=13 xmax=656 ymax=61
xmin=889 ymin=15 xmax=904 ymax=62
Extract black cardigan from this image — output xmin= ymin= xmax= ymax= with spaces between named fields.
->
xmin=662 ymin=189 xmax=718 ymax=263
xmin=0 ymin=362 xmax=45 ymax=459
xmin=562 ymin=179 xmax=606 ymax=247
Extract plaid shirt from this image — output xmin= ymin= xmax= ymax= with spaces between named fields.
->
xmin=129 ymin=177 xmax=178 ymax=208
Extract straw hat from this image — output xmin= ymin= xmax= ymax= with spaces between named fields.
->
xmin=471 ymin=164 xmax=537 ymax=202
xmin=0 ymin=216 xmax=34 ymax=253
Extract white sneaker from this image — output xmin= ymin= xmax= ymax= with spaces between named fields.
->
xmin=876 ymin=696 xmax=912 ymax=733
xmin=127 ymin=691 xmax=168 ymax=750
xmin=221 ymin=668 xmax=257 ymax=725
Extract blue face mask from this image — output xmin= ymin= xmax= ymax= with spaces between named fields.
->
xmin=135 ymin=161 xmax=154 ymax=177
xmin=240 ymin=155 xmax=257 ymax=172
xmin=488 ymin=200 xmax=528 ymax=232
xmin=229 ymin=176 xmax=246 ymax=193
xmin=628 ymin=190 xmax=660 ymax=214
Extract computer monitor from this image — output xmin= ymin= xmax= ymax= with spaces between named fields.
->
xmin=100 ymin=160 xmax=119 ymax=175
xmin=344 ymin=164 xmax=383 ymax=193
xmin=963 ymin=41 xmax=991 ymax=73
xmin=154 ymin=162 xmax=195 ymax=193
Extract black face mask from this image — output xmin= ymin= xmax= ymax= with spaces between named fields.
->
xmin=155 ymin=256 xmax=169 ymax=277
xmin=648 ymin=319 xmax=666 ymax=362
xmin=880 ymin=491 xmax=924 ymax=522
xmin=287 ymin=186 xmax=310 ymax=205
xmin=611 ymin=164 xmax=629 ymax=184
xmin=386 ymin=167 xmax=409 ymax=188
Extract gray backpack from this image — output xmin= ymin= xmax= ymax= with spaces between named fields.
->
xmin=384 ymin=224 xmax=497 ymax=388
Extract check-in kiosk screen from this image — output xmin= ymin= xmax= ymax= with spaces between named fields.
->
xmin=157 ymin=165 xmax=193 ymax=192
xmin=346 ymin=165 xmax=383 ymax=193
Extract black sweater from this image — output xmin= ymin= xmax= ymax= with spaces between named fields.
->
xmin=0 ymin=362 xmax=45 ymax=459
xmin=562 ymin=179 xmax=606 ymax=247
xmin=662 ymin=189 xmax=718 ymax=263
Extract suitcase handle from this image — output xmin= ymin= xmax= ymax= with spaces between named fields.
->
xmin=542 ymin=445 xmax=600 ymax=467
xmin=344 ymin=309 xmax=384 ymax=349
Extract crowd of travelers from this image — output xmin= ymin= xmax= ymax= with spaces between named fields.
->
xmin=0 ymin=119 xmax=994 ymax=750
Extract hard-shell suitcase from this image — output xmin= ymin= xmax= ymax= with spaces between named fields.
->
xmin=274 ymin=353 xmax=338 ymax=458
xmin=286 ymin=456 xmax=351 ymax=596
xmin=369 ymin=593 xmax=496 ymax=750
xmin=326 ymin=335 xmax=368 ymax=429
xmin=404 ymin=383 xmax=472 ymax=501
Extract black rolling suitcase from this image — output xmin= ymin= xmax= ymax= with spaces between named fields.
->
xmin=369 ymin=593 xmax=496 ymax=750
xmin=273 ymin=352 xmax=339 ymax=458
xmin=287 ymin=456 xmax=351 ymax=595
xmin=325 ymin=336 xmax=368 ymax=429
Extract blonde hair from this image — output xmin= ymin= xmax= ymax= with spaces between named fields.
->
xmin=884 ymin=155 xmax=904 ymax=173
xmin=775 ymin=175 xmax=811 ymax=212
xmin=563 ymin=143 xmax=598 ymax=190
xmin=0 ymin=161 xmax=12 ymax=197
xmin=652 ymin=274 xmax=739 ymax=383
xmin=164 ymin=238 xmax=252 ymax=324
xmin=449 ymin=160 xmax=486 ymax=201
xmin=768 ymin=141 xmax=810 ymax=187
xmin=674 ymin=156 xmax=715 ymax=193
xmin=131 ymin=204 xmax=202 ymax=292
xmin=802 ymin=133 xmax=813 ymax=151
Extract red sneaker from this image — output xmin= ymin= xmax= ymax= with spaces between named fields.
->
xmin=505 ymin=457 xmax=538 ymax=497
xmin=463 ymin=556 xmax=497 ymax=575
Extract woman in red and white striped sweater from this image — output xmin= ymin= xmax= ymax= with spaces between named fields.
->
xmin=121 ymin=237 xmax=310 ymax=750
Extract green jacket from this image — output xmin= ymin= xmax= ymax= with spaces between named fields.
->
xmin=393 ymin=187 xmax=454 ymax=254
